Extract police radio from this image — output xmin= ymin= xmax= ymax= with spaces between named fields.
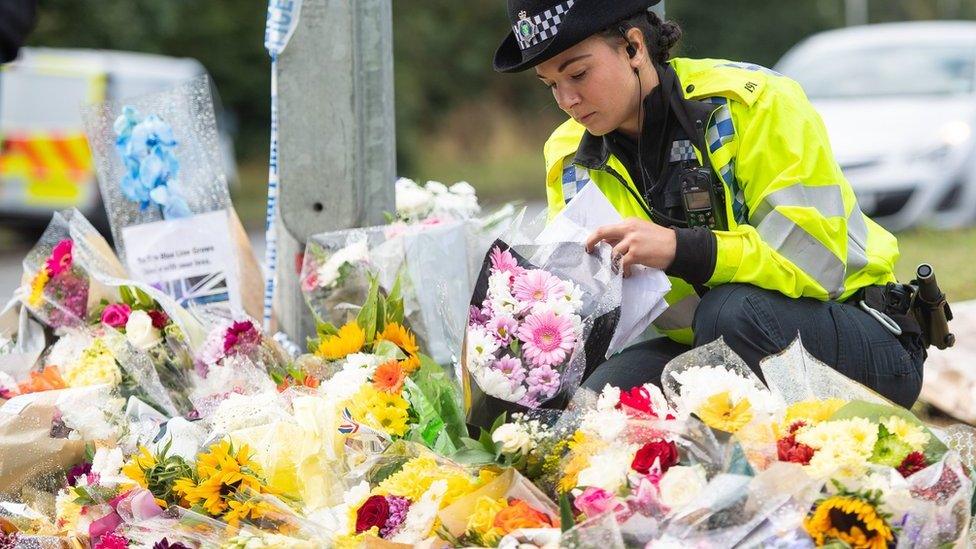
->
xmin=680 ymin=166 xmax=727 ymax=230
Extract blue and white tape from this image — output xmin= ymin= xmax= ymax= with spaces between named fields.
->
xmin=262 ymin=0 xmax=303 ymax=331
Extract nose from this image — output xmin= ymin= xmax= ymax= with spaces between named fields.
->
xmin=554 ymin=85 xmax=581 ymax=113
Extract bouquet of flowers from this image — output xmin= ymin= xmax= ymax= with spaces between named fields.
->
xmin=82 ymin=75 xmax=260 ymax=319
xmin=462 ymin=232 xmax=621 ymax=428
xmin=393 ymin=178 xmax=481 ymax=224
xmin=306 ymin=275 xmax=466 ymax=453
xmin=20 ymin=209 xmax=126 ymax=330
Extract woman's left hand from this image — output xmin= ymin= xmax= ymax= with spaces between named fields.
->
xmin=585 ymin=218 xmax=677 ymax=276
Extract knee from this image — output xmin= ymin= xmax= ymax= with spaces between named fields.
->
xmin=692 ymin=284 xmax=761 ymax=346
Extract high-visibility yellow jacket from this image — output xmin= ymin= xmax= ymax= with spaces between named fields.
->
xmin=543 ymin=57 xmax=899 ymax=345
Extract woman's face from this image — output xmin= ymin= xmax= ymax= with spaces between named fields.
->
xmin=535 ymin=35 xmax=641 ymax=137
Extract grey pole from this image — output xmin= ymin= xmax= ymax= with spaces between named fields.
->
xmin=274 ymin=0 xmax=396 ymax=343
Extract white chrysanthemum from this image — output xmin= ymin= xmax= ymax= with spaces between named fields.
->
xmin=804 ymin=445 xmax=868 ymax=479
xmin=881 ymin=416 xmax=931 ymax=451
xmin=90 ymin=447 xmax=129 ymax=486
xmin=343 ymin=352 xmax=385 ymax=374
xmin=580 ymin=408 xmax=628 ymax=442
xmin=796 ymin=418 xmax=878 ymax=458
xmin=45 ymin=328 xmax=96 ymax=371
xmin=670 ymin=366 xmax=781 ymax=417
xmin=316 ymin=240 xmax=370 ymax=289
xmin=474 ymin=367 xmax=526 ymax=403
xmin=57 ymin=386 xmax=124 ymax=441
xmin=395 ymin=177 xmax=434 ymax=219
xmin=321 ymin=365 xmax=372 ymax=403
xmin=597 ymin=384 xmax=621 ymax=412
xmin=466 ymin=326 xmax=500 ymax=369
xmin=389 ymin=479 xmax=447 ymax=544
xmin=561 ymin=280 xmax=585 ymax=312
xmin=424 ymin=180 xmax=448 ymax=195
xmin=577 ymin=445 xmax=637 ymax=493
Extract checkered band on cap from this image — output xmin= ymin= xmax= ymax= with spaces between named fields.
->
xmin=513 ymin=0 xmax=575 ymax=51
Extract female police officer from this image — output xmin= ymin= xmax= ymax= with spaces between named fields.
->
xmin=493 ymin=0 xmax=925 ymax=407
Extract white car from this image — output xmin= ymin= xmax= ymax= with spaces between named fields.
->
xmin=776 ymin=21 xmax=976 ymax=231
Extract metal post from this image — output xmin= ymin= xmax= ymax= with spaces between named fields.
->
xmin=845 ymin=0 xmax=868 ymax=26
xmin=273 ymin=0 xmax=396 ymax=343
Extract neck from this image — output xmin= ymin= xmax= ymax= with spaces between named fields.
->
xmin=616 ymin=63 xmax=660 ymax=140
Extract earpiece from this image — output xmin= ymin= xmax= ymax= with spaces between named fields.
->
xmin=619 ymin=26 xmax=637 ymax=59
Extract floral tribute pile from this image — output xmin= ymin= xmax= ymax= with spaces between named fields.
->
xmin=2 ymin=203 xmax=976 ymax=549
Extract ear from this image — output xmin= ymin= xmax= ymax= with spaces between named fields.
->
xmin=624 ymin=27 xmax=647 ymax=69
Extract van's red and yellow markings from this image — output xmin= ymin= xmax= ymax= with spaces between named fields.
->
xmin=0 ymin=132 xmax=93 ymax=206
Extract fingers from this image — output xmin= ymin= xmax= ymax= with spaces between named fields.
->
xmin=620 ymin=250 xmax=638 ymax=278
xmin=585 ymin=222 xmax=628 ymax=253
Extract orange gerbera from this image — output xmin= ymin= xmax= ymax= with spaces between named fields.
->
xmin=494 ymin=499 xmax=556 ymax=534
xmin=372 ymin=360 xmax=406 ymax=394
xmin=18 ymin=366 xmax=67 ymax=394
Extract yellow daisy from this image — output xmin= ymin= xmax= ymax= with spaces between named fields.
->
xmin=881 ymin=416 xmax=930 ymax=451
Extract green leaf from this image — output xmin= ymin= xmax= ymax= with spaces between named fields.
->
xmin=357 ymin=275 xmax=380 ymax=343
xmin=134 ymin=287 xmax=155 ymax=308
xmin=119 ymin=286 xmax=134 ymax=305
xmin=451 ymin=447 xmax=497 ymax=465
xmin=386 ymin=271 xmax=405 ymax=324
xmin=373 ymin=339 xmax=404 ymax=360
xmin=559 ymin=494 xmax=576 ymax=533
xmin=490 ymin=412 xmax=508 ymax=434
xmin=306 ymin=336 xmax=320 ymax=354
xmin=316 ymin=322 xmax=339 ymax=337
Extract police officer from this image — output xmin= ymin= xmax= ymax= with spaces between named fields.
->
xmin=493 ymin=0 xmax=925 ymax=407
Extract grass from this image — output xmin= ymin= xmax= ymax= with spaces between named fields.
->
xmin=894 ymin=226 xmax=976 ymax=302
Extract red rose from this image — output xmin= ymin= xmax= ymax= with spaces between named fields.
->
xmin=631 ymin=440 xmax=679 ymax=474
xmin=355 ymin=495 xmax=390 ymax=534
xmin=147 ymin=310 xmax=169 ymax=330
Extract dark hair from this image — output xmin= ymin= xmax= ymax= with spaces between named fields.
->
xmin=598 ymin=11 xmax=682 ymax=66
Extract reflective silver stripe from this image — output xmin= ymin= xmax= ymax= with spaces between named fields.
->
xmin=757 ymin=210 xmax=846 ymax=299
xmin=653 ymin=295 xmax=700 ymax=331
xmin=749 ymin=183 xmax=846 ymax=226
xmin=846 ymin=204 xmax=870 ymax=275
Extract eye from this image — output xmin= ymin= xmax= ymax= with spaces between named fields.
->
xmin=571 ymin=70 xmax=587 ymax=81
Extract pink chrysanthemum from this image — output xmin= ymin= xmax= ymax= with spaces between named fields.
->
xmin=492 ymin=355 xmax=526 ymax=387
xmin=526 ymin=364 xmax=561 ymax=401
xmin=489 ymin=246 xmax=523 ymax=276
xmin=381 ymin=496 xmax=411 ymax=538
xmin=469 ymin=305 xmax=489 ymax=326
xmin=516 ymin=309 xmax=576 ymax=367
xmin=487 ymin=314 xmax=518 ymax=344
xmin=94 ymin=533 xmax=128 ymax=549
xmin=512 ymin=269 xmax=566 ymax=304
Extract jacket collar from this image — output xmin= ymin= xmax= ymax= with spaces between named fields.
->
xmin=573 ymin=63 xmax=719 ymax=171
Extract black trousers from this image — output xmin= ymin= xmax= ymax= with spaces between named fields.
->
xmin=583 ymin=283 xmax=925 ymax=408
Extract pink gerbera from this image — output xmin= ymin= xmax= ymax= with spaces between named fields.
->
xmin=512 ymin=269 xmax=566 ymax=304
xmin=46 ymin=239 xmax=74 ymax=277
xmin=489 ymin=246 xmax=523 ymax=276
xmin=516 ymin=309 xmax=576 ymax=367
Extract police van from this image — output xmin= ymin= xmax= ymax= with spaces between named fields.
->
xmin=0 ymin=47 xmax=237 ymax=235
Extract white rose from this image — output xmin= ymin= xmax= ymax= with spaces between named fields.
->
xmin=658 ymin=465 xmax=708 ymax=509
xmin=492 ymin=422 xmax=533 ymax=455
xmin=125 ymin=310 xmax=162 ymax=350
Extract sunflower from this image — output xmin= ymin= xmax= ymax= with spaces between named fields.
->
xmin=377 ymin=322 xmax=420 ymax=373
xmin=697 ymin=391 xmax=754 ymax=433
xmin=372 ymin=360 xmax=406 ymax=394
xmin=121 ymin=446 xmax=157 ymax=488
xmin=224 ymin=498 xmax=274 ymax=527
xmin=316 ymin=321 xmax=366 ymax=360
xmin=803 ymin=495 xmax=894 ymax=549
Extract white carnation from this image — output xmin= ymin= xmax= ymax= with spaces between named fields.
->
xmin=597 ymin=384 xmax=621 ymax=412
xmin=581 ymin=408 xmax=628 ymax=442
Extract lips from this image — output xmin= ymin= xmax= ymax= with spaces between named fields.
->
xmin=579 ymin=112 xmax=595 ymax=123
